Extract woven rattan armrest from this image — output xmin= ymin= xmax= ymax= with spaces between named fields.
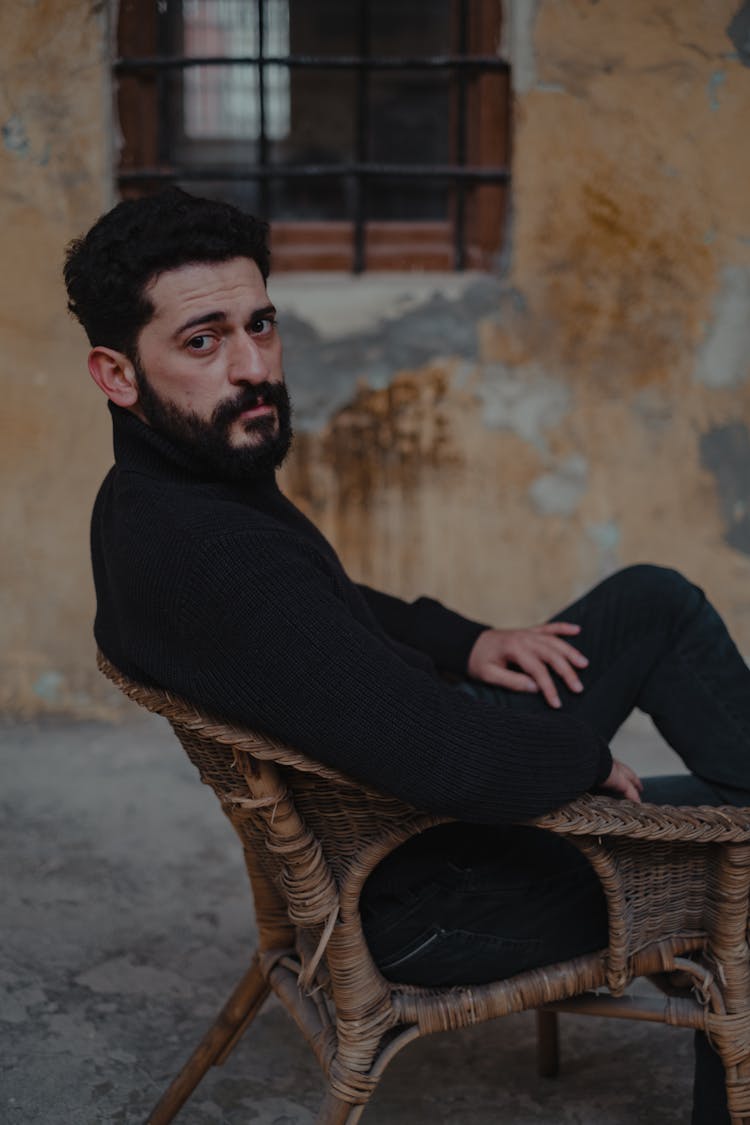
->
xmin=535 ymin=792 xmax=750 ymax=843
xmin=530 ymin=792 xmax=750 ymax=1001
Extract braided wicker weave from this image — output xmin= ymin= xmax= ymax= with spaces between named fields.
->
xmin=97 ymin=651 xmax=750 ymax=1124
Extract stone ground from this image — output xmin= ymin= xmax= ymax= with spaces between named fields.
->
xmin=1 ymin=709 xmax=696 ymax=1124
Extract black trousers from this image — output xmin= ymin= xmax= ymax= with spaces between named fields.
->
xmin=362 ymin=565 xmax=750 ymax=1124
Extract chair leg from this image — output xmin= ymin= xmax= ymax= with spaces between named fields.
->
xmin=316 ymin=1091 xmax=366 ymax=1124
xmin=146 ymin=955 xmax=270 ymax=1125
xmin=536 ymin=1009 xmax=559 ymax=1078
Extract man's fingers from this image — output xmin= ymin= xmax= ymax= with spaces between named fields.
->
xmin=514 ymin=656 xmax=561 ymax=708
xmin=513 ymin=638 xmax=585 ymax=697
xmin=552 ymin=638 xmax=589 ymax=669
xmin=536 ymin=648 xmax=585 ymax=695
xmin=622 ymin=778 xmax=642 ymax=802
xmin=623 ymin=763 xmax=644 ymax=793
xmin=482 ymin=667 xmax=539 ymax=693
xmin=538 ymin=621 xmax=581 ymax=637
xmin=604 ymin=759 xmax=643 ymax=803
xmin=537 ymin=633 xmax=589 ymax=670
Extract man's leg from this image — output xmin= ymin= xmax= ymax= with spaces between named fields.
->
xmin=461 ymin=564 xmax=749 ymax=1122
xmin=363 ymin=823 xmax=608 ymax=986
xmin=496 ymin=564 xmax=750 ymax=804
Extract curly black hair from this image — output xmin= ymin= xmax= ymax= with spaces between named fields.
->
xmin=63 ymin=188 xmax=270 ymax=358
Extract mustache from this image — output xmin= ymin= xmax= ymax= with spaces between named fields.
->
xmin=211 ymin=381 xmax=290 ymax=429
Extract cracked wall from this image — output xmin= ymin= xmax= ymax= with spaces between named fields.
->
xmin=2 ymin=0 xmax=750 ymax=715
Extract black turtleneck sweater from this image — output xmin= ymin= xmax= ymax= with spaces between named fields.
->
xmin=92 ymin=404 xmax=611 ymax=824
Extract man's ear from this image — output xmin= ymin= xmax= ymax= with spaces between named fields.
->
xmin=88 ymin=346 xmax=140 ymax=409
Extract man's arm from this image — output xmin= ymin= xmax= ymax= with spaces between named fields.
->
xmin=360 ymin=585 xmax=596 ymax=709
xmin=358 ymin=586 xmax=641 ymax=802
xmin=357 ymin=584 xmax=489 ymax=675
xmin=174 ymin=534 xmax=614 ymax=825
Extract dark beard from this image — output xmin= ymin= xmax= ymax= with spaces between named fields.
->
xmin=133 ymin=361 xmax=293 ymax=480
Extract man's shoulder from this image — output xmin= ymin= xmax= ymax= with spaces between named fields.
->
xmin=93 ymin=463 xmax=325 ymax=572
xmin=98 ymin=463 xmax=271 ymax=531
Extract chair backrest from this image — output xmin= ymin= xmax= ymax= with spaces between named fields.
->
xmin=97 ymin=651 xmax=444 ymax=990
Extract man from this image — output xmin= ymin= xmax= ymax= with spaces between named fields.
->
xmin=65 ymin=189 xmax=750 ymax=1122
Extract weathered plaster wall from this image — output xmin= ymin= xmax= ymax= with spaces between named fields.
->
xmin=2 ymin=0 xmax=750 ymax=716
xmin=0 ymin=1 xmax=113 ymax=714
xmin=279 ymin=0 xmax=750 ymax=650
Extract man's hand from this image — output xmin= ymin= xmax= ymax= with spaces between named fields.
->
xmin=601 ymin=758 xmax=643 ymax=802
xmin=467 ymin=623 xmax=589 ymax=709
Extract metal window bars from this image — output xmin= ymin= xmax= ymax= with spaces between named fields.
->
xmin=115 ymin=0 xmax=510 ymax=272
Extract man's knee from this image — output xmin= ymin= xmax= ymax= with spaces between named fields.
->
xmin=606 ymin=564 xmax=703 ymax=622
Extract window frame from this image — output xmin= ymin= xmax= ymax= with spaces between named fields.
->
xmin=115 ymin=0 xmax=511 ymax=272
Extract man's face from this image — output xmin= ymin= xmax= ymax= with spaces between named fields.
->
xmin=132 ymin=257 xmax=291 ymax=477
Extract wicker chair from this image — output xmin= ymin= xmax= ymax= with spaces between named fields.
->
xmin=97 ymin=651 xmax=750 ymax=1124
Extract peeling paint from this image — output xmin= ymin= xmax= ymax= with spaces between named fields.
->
xmin=728 ymin=2 xmax=750 ymax=67
xmin=586 ymin=521 xmax=622 ymax=576
xmin=282 ymin=276 xmax=506 ymax=431
xmin=708 ymin=70 xmax=726 ymax=111
xmin=528 ymin=455 xmax=588 ymax=517
xmin=32 ymin=670 xmax=64 ymax=704
xmin=630 ymin=388 xmax=673 ymax=432
xmin=476 ymin=363 xmax=571 ymax=451
xmin=273 ymin=273 xmax=491 ymax=341
xmin=284 ymin=365 xmax=469 ymax=584
xmin=321 ymin=369 xmax=463 ymax=508
xmin=701 ymin=423 xmax=750 ymax=556
xmin=0 ymin=115 xmax=50 ymax=166
xmin=586 ymin=521 xmax=621 ymax=553
xmin=2 ymin=115 xmax=29 ymax=156
xmin=692 ymin=266 xmax=750 ymax=389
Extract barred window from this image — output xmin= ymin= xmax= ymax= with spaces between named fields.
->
xmin=116 ymin=0 xmax=510 ymax=271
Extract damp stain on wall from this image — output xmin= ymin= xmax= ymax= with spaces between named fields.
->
xmin=528 ymin=454 xmax=589 ymax=517
xmin=282 ymin=364 xmax=479 ymax=590
xmin=708 ymin=69 xmax=727 ymax=111
xmin=2 ymin=115 xmax=30 ymax=156
xmin=692 ymin=266 xmax=750 ymax=389
xmin=531 ymin=164 xmax=715 ymax=386
xmin=287 ymin=366 xmax=466 ymax=516
xmin=728 ymin=1 xmax=750 ymax=66
xmin=475 ymin=363 xmax=572 ymax=452
xmin=700 ymin=422 xmax=750 ymax=556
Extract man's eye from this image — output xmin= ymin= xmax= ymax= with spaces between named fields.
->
xmin=251 ymin=318 xmax=275 ymax=336
xmin=187 ymin=334 xmax=212 ymax=351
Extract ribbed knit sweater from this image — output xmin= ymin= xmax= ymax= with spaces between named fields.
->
xmin=92 ymin=404 xmax=612 ymax=825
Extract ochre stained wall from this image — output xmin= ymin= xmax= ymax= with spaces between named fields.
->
xmin=0 ymin=1 xmax=113 ymax=714
xmin=2 ymin=0 xmax=750 ymax=716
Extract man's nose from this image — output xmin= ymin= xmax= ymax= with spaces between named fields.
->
xmin=227 ymin=333 xmax=270 ymax=385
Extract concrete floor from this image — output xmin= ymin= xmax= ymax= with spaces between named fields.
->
xmin=1 ymin=710 xmax=695 ymax=1124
